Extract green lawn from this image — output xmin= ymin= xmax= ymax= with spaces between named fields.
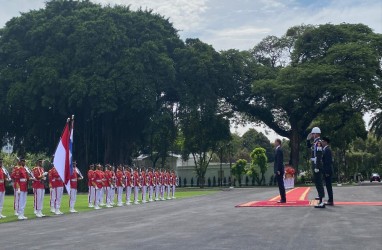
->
xmin=0 ymin=188 xmax=217 ymax=224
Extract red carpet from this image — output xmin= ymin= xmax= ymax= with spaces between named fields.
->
xmin=236 ymin=187 xmax=311 ymax=207
xmin=236 ymin=187 xmax=382 ymax=207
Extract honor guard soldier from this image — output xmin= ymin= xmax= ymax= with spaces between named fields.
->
xmin=115 ymin=165 xmax=125 ymax=206
xmin=160 ymin=169 xmax=166 ymax=201
xmin=99 ymin=166 xmax=106 ymax=206
xmin=166 ymin=170 xmax=172 ymax=200
xmin=141 ymin=167 xmax=147 ymax=203
xmin=104 ymin=165 xmax=113 ymax=208
xmin=32 ymin=159 xmax=47 ymax=217
xmin=11 ymin=158 xmax=29 ymax=220
xmin=109 ymin=165 xmax=116 ymax=206
xmin=154 ymin=169 xmax=160 ymax=201
xmin=171 ymin=170 xmax=177 ymax=199
xmin=48 ymin=167 xmax=55 ymax=212
xmin=93 ymin=164 xmax=104 ymax=210
xmin=125 ymin=167 xmax=133 ymax=205
xmin=51 ymin=165 xmax=64 ymax=215
xmin=307 ymin=127 xmax=326 ymax=208
xmin=133 ymin=167 xmax=141 ymax=204
xmin=0 ymin=158 xmax=10 ymax=218
xmin=87 ymin=164 xmax=95 ymax=208
xmin=148 ymin=168 xmax=154 ymax=202
xmin=322 ymin=137 xmax=334 ymax=205
xmin=69 ymin=161 xmax=83 ymax=213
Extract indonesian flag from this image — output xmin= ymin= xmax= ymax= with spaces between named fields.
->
xmin=53 ymin=121 xmax=71 ymax=193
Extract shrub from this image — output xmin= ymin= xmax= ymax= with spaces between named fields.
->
xmin=213 ymin=176 xmax=217 ymax=187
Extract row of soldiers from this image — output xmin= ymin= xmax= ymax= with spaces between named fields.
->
xmin=0 ymin=158 xmax=178 ymax=220
xmin=0 ymin=157 xmax=83 ymax=220
xmin=87 ymin=164 xmax=178 ymax=209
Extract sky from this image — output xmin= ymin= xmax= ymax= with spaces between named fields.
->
xmin=0 ymin=0 xmax=381 ymax=139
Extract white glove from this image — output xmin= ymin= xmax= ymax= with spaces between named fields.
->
xmin=314 ymin=168 xmax=319 ymax=173
xmin=307 ymin=133 xmax=313 ymax=140
xmin=43 ymin=172 xmax=48 ymax=176
xmin=311 ymin=157 xmax=317 ymax=164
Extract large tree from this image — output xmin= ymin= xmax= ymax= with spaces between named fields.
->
xmin=222 ymin=24 xmax=382 ymax=172
xmin=175 ymin=39 xmax=231 ymax=187
xmin=0 ymin=0 xmax=184 ymax=171
xmin=241 ymin=128 xmax=274 ymax=162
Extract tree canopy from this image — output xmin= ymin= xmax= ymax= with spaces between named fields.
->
xmin=222 ymin=24 xmax=382 ymax=171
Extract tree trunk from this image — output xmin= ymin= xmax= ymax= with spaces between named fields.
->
xmin=289 ymin=129 xmax=301 ymax=173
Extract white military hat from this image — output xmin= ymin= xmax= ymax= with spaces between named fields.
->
xmin=311 ymin=127 xmax=321 ymax=134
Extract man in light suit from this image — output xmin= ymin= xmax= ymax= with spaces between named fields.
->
xmin=274 ymin=139 xmax=286 ymax=203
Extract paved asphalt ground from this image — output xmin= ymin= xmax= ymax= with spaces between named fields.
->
xmin=0 ymin=185 xmax=381 ymax=250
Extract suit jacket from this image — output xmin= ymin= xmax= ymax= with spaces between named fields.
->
xmin=322 ymin=146 xmax=333 ymax=175
xmin=274 ymin=146 xmax=284 ymax=174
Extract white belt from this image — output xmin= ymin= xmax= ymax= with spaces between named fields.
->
xmin=20 ymin=178 xmax=27 ymax=182
xmin=71 ymin=179 xmax=77 ymax=182
xmin=96 ymin=180 xmax=102 ymax=182
xmin=0 ymin=180 xmax=4 ymax=183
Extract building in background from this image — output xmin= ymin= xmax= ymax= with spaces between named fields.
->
xmin=134 ymin=153 xmax=275 ymax=187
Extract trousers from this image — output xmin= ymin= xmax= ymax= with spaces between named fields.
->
xmin=126 ymin=186 xmax=132 ymax=203
xmin=54 ymin=187 xmax=64 ymax=209
xmin=155 ymin=185 xmax=160 ymax=200
xmin=134 ymin=186 xmax=139 ymax=202
xmin=324 ymin=174 xmax=333 ymax=202
xmin=142 ymin=185 xmax=147 ymax=201
xmin=313 ymin=172 xmax=325 ymax=199
xmin=276 ymin=174 xmax=286 ymax=201
xmin=17 ymin=191 xmax=27 ymax=216
xmin=34 ymin=188 xmax=45 ymax=212
xmin=116 ymin=186 xmax=123 ymax=204
xmin=0 ymin=191 xmax=4 ymax=213
xmin=88 ymin=186 xmax=95 ymax=205
xmin=69 ymin=188 xmax=77 ymax=209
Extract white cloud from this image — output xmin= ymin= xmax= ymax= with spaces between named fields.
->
xmin=197 ymin=0 xmax=382 ymax=51
xmin=93 ymin=0 xmax=208 ymax=31
xmin=210 ymin=26 xmax=271 ymax=39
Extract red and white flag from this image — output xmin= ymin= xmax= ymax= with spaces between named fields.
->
xmin=53 ymin=120 xmax=71 ymax=193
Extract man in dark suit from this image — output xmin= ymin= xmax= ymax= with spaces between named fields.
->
xmin=322 ymin=137 xmax=334 ymax=205
xmin=274 ymin=139 xmax=286 ymax=203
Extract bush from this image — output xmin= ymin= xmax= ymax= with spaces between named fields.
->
xmin=223 ymin=177 xmax=227 ymax=186
xmin=213 ymin=176 xmax=217 ymax=187
xmin=208 ymin=177 xmax=211 ymax=187
xmin=178 ymin=176 xmax=181 ymax=187
xmin=191 ymin=177 xmax=194 ymax=187
xmin=184 ymin=177 xmax=187 ymax=187
xmin=245 ymin=175 xmax=249 ymax=186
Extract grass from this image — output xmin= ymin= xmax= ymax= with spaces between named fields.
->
xmin=0 ymin=188 xmax=218 ymax=224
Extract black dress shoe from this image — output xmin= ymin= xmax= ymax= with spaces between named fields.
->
xmin=314 ymin=197 xmax=320 ymax=200
xmin=277 ymin=200 xmax=286 ymax=203
xmin=325 ymin=201 xmax=334 ymax=206
xmin=314 ymin=202 xmax=326 ymax=208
